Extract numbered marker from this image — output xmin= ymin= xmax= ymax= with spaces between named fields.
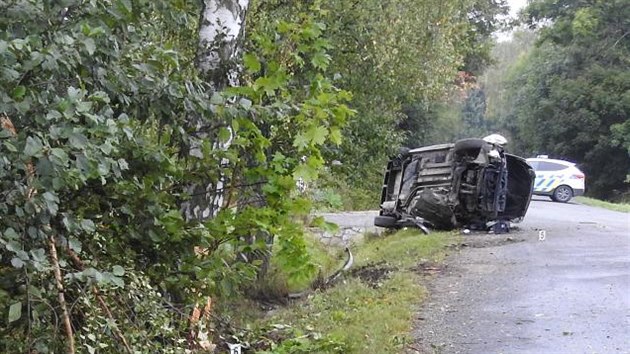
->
xmin=227 ymin=343 xmax=242 ymax=354
xmin=538 ymin=230 xmax=546 ymax=241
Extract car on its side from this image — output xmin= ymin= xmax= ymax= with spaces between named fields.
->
xmin=375 ymin=137 xmax=535 ymax=231
xmin=525 ymin=157 xmax=585 ymax=203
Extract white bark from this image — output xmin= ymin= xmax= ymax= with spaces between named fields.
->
xmin=184 ymin=0 xmax=249 ymax=221
xmin=198 ymin=0 xmax=249 ymax=88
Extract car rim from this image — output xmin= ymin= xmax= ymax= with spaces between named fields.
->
xmin=557 ymin=187 xmax=571 ymax=201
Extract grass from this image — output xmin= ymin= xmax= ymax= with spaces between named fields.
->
xmin=575 ymin=196 xmax=630 ymax=213
xmin=267 ymin=230 xmax=347 ymax=294
xmin=254 ymin=229 xmax=459 ymax=353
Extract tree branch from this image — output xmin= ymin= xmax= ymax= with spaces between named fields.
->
xmin=49 ymin=236 xmax=76 ymax=354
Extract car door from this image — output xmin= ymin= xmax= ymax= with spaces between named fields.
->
xmin=533 ymin=161 xmax=567 ymax=193
xmin=499 ymin=154 xmax=535 ymax=220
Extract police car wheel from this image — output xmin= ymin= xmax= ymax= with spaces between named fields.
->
xmin=552 ymin=185 xmax=573 ymax=203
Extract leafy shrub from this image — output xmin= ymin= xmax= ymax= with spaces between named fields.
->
xmin=0 ymin=1 xmax=350 ymax=351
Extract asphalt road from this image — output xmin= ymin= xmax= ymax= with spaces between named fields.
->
xmin=407 ymin=197 xmax=630 ymax=354
xmin=322 ymin=198 xmax=630 ymax=354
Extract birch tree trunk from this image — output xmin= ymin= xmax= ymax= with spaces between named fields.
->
xmin=198 ymin=0 xmax=249 ymax=89
xmin=184 ymin=0 xmax=249 ymax=221
xmin=195 ymin=0 xmax=272 ymax=278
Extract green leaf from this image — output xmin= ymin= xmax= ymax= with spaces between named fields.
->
xmin=84 ymin=38 xmax=96 ymax=55
xmin=24 ymin=136 xmax=44 ymax=157
xmin=46 ymin=109 xmax=63 ymax=120
xmin=112 ymin=265 xmax=125 ymax=277
xmin=80 ymin=219 xmax=96 ymax=232
xmin=69 ymin=132 xmax=89 ymax=149
xmin=4 ymin=228 xmax=19 ymax=240
xmin=243 ymin=53 xmax=261 ymax=72
xmin=11 ymin=257 xmax=24 ymax=269
xmin=69 ymin=238 xmax=82 ymax=253
xmin=305 ymin=125 xmax=328 ymax=146
xmin=210 ymin=92 xmax=224 ymax=105
xmin=4 ymin=141 xmax=17 ymax=152
xmin=30 ymin=248 xmax=46 ymax=263
xmin=311 ymin=52 xmax=331 ymax=70
xmin=294 ymin=164 xmax=318 ymax=182
xmin=67 ymin=87 xmax=82 ymax=100
xmin=16 ymin=250 xmax=29 ymax=261
xmin=118 ymin=158 xmax=129 ymax=170
xmin=254 ymin=76 xmax=279 ymax=96
xmin=75 ymin=101 xmax=93 ymax=113
xmin=293 ymin=133 xmax=309 ymax=150
xmin=329 ymin=127 xmax=342 ymax=145
xmin=42 ymin=192 xmax=59 ymax=215
xmin=11 ymin=86 xmax=26 ymax=100
xmin=239 ymin=98 xmax=252 ymax=110
xmin=50 ymin=148 xmax=69 ymax=166
xmin=109 ymin=275 xmax=124 ymax=287
xmin=117 ymin=0 xmax=133 ymax=14
xmin=8 ymin=302 xmax=21 ymax=323
xmin=310 ymin=216 xmax=339 ymax=233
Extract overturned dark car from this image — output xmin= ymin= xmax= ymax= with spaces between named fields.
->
xmin=374 ymin=136 xmax=535 ymax=232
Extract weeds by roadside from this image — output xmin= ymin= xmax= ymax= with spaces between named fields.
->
xmin=219 ymin=229 xmax=458 ymax=353
xmin=575 ymin=196 xmax=630 ymax=213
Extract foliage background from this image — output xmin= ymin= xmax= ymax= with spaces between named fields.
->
xmin=5 ymin=0 xmax=625 ymax=352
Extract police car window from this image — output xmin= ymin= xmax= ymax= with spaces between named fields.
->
xmin=537 ymin=161 xmax=565 ymax=171
xmin=528 ymin=161 xmax=539 ymax=169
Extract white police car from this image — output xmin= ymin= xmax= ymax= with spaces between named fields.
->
xmin=526 ymin=156 xmax=585 ymax=203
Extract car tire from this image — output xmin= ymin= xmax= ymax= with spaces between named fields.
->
xmin=454 ymin=138 xmax=488 ymax=157
xmin=374 ymin=215 xmax=398 ymax=228
xmin=552 ymin=185 xmax=573 ymax=203
xmin=398 ymin=147 xmax=411 ymax=158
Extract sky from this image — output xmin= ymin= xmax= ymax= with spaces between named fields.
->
xmin=495 ymin=0 xmax=529 ymax=41
xmin=507 ymin=0 xmax=528 ymax=18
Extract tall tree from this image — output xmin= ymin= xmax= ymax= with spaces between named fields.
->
xmin=247 ymin=0 xmax=508 ymax=209
xmin=502 ymin=0 xmax=630 ymax=199
xmin=182 ymin=0 xmax=252 ymax=221
xmin=198 ymin=0 xmax=250 ymax=88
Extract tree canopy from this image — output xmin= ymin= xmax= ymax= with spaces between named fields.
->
xmin=500 ymin=0 xmax=630 ymax=198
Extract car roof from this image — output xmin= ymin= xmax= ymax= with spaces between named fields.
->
xmin=526 ymin=157 xmax=575 ymax=167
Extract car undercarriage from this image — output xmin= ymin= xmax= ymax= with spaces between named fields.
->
xmin=375 ymin=138 xmax=535 ymax=232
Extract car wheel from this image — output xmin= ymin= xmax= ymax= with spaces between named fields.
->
xmin=374 ymin=215 xmax=398 ymax=228
xmin=552 ymin=185 xmax=573 ymax=203
xmin=453 ymin=138 xmax=488 ymax=157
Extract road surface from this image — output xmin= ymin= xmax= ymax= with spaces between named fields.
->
xmin=407 ymin=197 xmax=630 ymax=354
xmin=323 ymin=198 xmax=630 ymax=354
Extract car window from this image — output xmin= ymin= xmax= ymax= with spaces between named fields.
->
xmin=536 ymin=161 xmax=566 ymax=171
xmin=527 ymin=161 xmax=539 ymax=170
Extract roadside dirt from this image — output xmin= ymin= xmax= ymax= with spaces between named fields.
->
xmin=350 ymin=261 xmax=397 ymax=288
